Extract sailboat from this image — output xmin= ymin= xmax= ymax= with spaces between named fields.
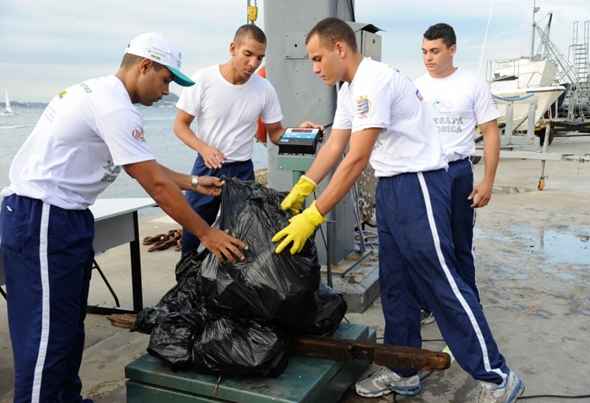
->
xmin=1 ymin=90 xmax=14 ymax=116
xmin=487 ymin=2 xmax=569 ymax=133
xmin=489 ymin=57 xmax=565 ymax=131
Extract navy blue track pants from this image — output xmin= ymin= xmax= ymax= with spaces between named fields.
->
xmin=448 ymin=158 xmax=479 ymax=300
xmin=1 ymin=195 xmax=94 ymax=403
xmin=376 ymin=169 xmax=508 ymax=384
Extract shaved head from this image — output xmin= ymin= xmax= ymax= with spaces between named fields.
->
xmin=306 ymin=17 xmax=357 ymax=53
xmin=233 ymin=24 xmax=266 ymax=45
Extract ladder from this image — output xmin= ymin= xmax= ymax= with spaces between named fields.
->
xmin=567 ymin=21 xmax=589 ymax=119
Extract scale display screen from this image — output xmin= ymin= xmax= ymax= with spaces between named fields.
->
xmin=278 ymin=128 xmax=322 ymax=155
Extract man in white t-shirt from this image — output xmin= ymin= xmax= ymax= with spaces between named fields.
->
xmin=415 ymin=23 xmax=501 ymax=303
xmin=271 ymin=18 xmax=523 ymax=403
xmin=174 ymin=24 xmax=285 ymax=256
xmin=0 ymin=33 xmax=245 ymax=403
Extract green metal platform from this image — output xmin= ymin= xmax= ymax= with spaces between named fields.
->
xmin=126 ymin=323 xmax=376 ymax=403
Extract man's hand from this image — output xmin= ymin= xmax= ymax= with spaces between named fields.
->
xmin=280 ymin=175 xmax=317 ymax=214
xmin=469 ymin=180 xmax=493 ymax=208
xmin=201 ymin=145 xmax=225 ymax=169
xmin=201 ymin=227 xmax=246 ymax=262
xmin=195 ymin=176 xmax=224 ymax=196
xmin=298 ymin=121 xmax=324 ymax=130
xmin=272 ymin=202 xmax=325 ymax=254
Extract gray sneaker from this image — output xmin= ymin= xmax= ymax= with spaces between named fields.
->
xmin=477 ymin=371 xmax=525 ymax=403
xmin=355 ymin=366 xmax=422 ymax=398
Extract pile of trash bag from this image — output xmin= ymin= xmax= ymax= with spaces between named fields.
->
xmin=135 ymin=178 xmax=347 ymax=376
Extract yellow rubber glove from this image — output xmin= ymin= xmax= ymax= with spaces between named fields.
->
xmin=272 ymin=202 xmax=325 ymax=254
xmin=280 ymin=175 xmax=317 ymax=214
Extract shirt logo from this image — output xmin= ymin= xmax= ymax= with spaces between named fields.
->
xmin=100 ymin=160 xmax=122 ymax=183
xmin=433 ymin=115 xmax=465 ymax=134
xmin=416 ymin=89 xmax=423 ymax=101
xmin=80 ymin=83 xmax=92 ymax=94
xmin=356 ymin=96 xmax=370 ymax=119
xmin=132 ymin=128 xmax=145 ymax=142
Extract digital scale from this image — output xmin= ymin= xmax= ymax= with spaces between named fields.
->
xmin=277 ymin=127 xmax=323 ymax=155
xmin=277 ymin=127 xmax=323 ymax=184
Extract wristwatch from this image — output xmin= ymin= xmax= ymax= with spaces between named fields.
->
xmin=191 ymin=175 xmax=199 ymax=191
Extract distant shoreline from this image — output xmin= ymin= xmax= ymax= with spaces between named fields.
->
xmin=8 ymin=93 xmax=179 ymax=108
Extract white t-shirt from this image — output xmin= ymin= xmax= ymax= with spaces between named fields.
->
xmin=415 ymin=68 xmax=500 ymax=162
xmin=176 ymin=65 xmax=283 ymax=162
xmin=333 ymin=58 xmax=447 ymax=177
xmin=2 ymin=75 xmax=155 ymax=209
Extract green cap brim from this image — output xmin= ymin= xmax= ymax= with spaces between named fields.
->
xmin=167 ymin=66 xmax=195 ymax=87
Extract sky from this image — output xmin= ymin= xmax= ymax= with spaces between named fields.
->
xmin=1 ymin=0 xmax=589 ymax=102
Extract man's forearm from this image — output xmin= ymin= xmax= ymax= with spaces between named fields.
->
xmin=174 ymin=123 xmax=208 ymax=154
xmin=153 ymin=181 xmax=210 ymax=239
xmin=481 ymin=123 xmax=500 ymax=184
xmin=305 ymin=135 xmax=348 ymax=184
xmin=158 ymin=163 xmax=192 ymax=191
xmin=125 ymin=161 xmax=210 ymax=239
xmin=314 ymin=154 xmax=368 ymax=215
xmin=267 ymin=125 xmax=285 ymax=145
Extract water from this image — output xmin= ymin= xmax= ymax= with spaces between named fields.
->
xmin=478 ymin=224 xmax=590 ymax=267
xmin=509 ymin=225 xmax=590 ymax=266
xmin=0 ymin=104 xmax=269 ymax=199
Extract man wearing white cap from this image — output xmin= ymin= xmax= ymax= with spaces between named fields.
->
xmin=0 ymin=32 xmax=246 ymax=403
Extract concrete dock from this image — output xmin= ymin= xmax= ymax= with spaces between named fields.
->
xmin=1 ymin=135 xmax=589 ymax=403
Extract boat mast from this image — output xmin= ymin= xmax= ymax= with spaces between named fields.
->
xmin=530 ymin=0 xmax=540 ymax=58
xmin=4 ymin=90 xmax=12 ymax=113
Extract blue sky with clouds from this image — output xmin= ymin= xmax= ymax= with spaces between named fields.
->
xmin=1 ymin=0 xmax=589 ymax=101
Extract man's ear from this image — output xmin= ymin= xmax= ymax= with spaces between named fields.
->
xmin=229 ymin=41 xmax=237 ymax=57
xmin=138 ymin=58 xmax=152 ymax=74
xmin=335 ymin=41 xmax=346 ymax=59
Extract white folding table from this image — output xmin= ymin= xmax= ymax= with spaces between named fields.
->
xmin=0 ymin=197 xmax=157 ymax=314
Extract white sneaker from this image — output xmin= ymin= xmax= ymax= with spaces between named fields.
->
xmin=477 ymin=371 xmax=525 ymax=403
xmin=355 ymin=366 xmax=422 ymax=398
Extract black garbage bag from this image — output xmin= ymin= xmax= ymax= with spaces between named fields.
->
xmin=135 ymin=252 xmax=207 ymax=334
xmin=134 ymin=306 xmax=162 ymax=335
xmin=147 ymin=313 xmax=197 ymax=370
xmin=199 ymin=178 xmax=321 ymax=330
xmin=138 ymin=179 xmax=347 ymax=377
xmin=193 ymin=316 xmax=288 ymax=377
xmin=305 ymin=284 xmax=348 ymax=336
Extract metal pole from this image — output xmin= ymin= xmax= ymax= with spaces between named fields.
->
xmin=526 ymin=100 xmax=537 ymax=140
xmin=530 ymin=0 xmax=536 ymax=58
xmin=538 ymin=123 xmax=551 ymax=190
xmin=505 ymin=102 xmax=514 ymax=146
xmin=351 ymin=184 xmax=366 ymax=254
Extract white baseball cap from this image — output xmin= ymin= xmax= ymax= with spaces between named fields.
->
xmin=125 ymin=32 xmax=194 ymax=87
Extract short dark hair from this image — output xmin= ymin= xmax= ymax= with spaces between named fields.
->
xmin=305 ymin=17 xmax=357 ymax=52
xmin=119 ymin=53 xmax=164 ymax=70
xmin=234 ymin=24 xmax=266 ymax=45
xmin=423 ymin=23 xmax=456 ymax=48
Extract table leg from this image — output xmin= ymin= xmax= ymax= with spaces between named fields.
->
xmin=130 ymin=211 xmax=143 ymax=313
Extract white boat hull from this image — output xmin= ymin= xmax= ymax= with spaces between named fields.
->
xmin=489 ymin=58 xmax=564 ymax=130
xmin=493 ymin=86 xmax=565 ymax=130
